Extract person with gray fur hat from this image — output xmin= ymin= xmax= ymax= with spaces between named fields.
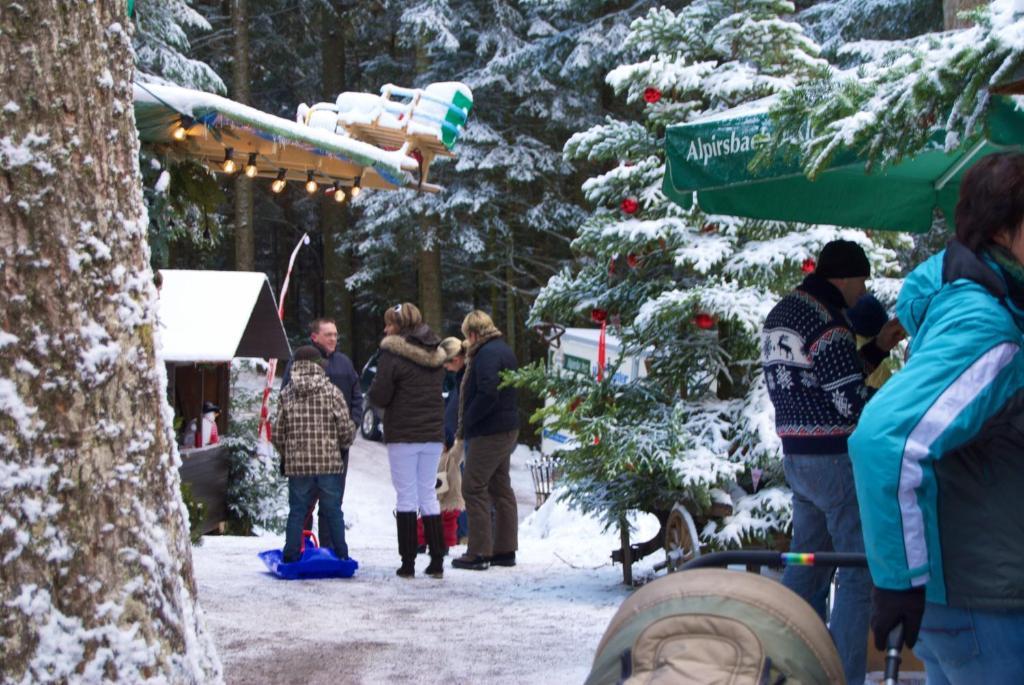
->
xmin=273 ymin=345 xmax=356 ymax=563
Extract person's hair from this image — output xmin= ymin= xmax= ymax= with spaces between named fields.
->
xmin=440 ymin=336 xmax=466 ymax=360
xmin=383 ymin=303 xmax=422 ymax=333
xmin=461 ymin=310 xmax=497 ymax=338
xmin=308 ymin=317 xmax=336 ymax=336
xmin=955 ymin=152 xmax=1024 ymax=252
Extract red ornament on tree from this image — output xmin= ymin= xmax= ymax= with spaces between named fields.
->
xmin=620 ymin=197 xmax=639 ymax=215
xmin=643 ymin=87 xmax=662 ymax=104
xmin=801 ymin=257 xmax=816 ymax=273
xmin=568 ymin=397 xmax=583 ymax=412
xmin=693 ymin=313 xmax=715 ymax=330
xmin=608 ymin=256 xmax=617 ymax=276
xmin=591 ymin=308 xmax=608 ymax=323
xmin=626 ymin=253 xmax=639 ymax=268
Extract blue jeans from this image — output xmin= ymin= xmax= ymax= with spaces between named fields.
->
xmin=782 ymin=453 xmax=871 ymax=685
xmin=304 ymin=450 xmax=349 ymax=550
xmin=283 ymin=474 xmax=348 ymax=562
xmin=914 ymin=602 xmax=1024 ymax=684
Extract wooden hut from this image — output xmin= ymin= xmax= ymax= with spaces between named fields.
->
xmin=157 ymin=269 xmax=290 ymax=533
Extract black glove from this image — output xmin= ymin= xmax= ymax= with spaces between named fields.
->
xmin=871 ymin=586 xmax=925 ymax=651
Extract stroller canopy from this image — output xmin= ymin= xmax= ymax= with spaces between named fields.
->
xmin=587 ymin=569 xmax=844 ymax=684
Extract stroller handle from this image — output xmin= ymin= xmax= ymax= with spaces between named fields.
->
xmin=884 ymin=624 xmax=905 ymax=685
xmin=681 ymin=550 xmax=868 ymax=570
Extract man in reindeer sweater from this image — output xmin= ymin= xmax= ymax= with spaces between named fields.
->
xmin=762 ymin=239 xmax=904 ymax=685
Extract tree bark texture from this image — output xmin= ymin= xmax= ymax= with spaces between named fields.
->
xmin=413 ymin=41 xmax=443 ymax=335
xmin=320 ymin=3 xmax=354 ymax=357
xmin=505 ymin=265 xmax=516 ymax=357
xmin=944 ymin=0 xmax=987 ymax=28
xmin=0 ymin=2 xmax=221 ymax=681
xmin=418 ymin=239 xmax=443 ymax=334
xmin=232 ymin=0 xmax=255 ymax=271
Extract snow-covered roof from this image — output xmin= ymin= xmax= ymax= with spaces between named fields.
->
xmin=559 ymin=327 xmax=624 ymax=352
xmin=133 ymin=82 xmax=424 ymax=192
xmin=156 ymin=270 xmax=291 ymax=363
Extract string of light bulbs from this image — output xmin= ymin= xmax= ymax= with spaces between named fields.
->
xmin=172 ymin=116 xmax=366 ymax=198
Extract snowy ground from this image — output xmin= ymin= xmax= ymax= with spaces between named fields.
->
xmin=192 ymin=423 xmax=924 ymax=684
xmin=192 ymin=437 xmax=661 ymax=684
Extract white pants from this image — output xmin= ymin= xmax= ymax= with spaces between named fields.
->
xmin=387 ymin=442 xmax=443 ymax=515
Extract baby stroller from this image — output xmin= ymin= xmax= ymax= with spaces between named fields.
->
xmin=586 ymin=551 xmax=906 ymax=685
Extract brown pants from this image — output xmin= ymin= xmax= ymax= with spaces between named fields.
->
xmin=463 ymin=429 xmax=519 ymax=557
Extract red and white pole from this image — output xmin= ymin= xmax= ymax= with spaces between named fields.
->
xmin=257 ymin=233 xmax=310 ymax=443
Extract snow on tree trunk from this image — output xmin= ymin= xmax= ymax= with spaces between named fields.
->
xmin=0 ymin=3 xmax=222 ymax=681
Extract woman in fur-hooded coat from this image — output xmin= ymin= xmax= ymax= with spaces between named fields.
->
xmin=367 ymin=302 xmax=449 ymax=578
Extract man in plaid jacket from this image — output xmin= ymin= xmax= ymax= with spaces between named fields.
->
xmin=273 ymin=345 xmax=357 ymax=562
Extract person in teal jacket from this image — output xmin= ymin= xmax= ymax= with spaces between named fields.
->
xmin=849 ymin=152 xmax=1024 ymax=682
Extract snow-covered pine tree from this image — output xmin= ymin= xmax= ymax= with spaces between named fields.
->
xmin=133 ymin=0 xmax=225 ymax=93
xmin=134 ymin=0 xmax=228 ymax=263
xmin=766 ymin=0 xmax=1024 ymax=179
xmin=797 ymin=0 xmax=942 ymax=59
xmin=346 ymin=0 xmax=611 ymax=341
xmin=512 ymin=0 xmax=910 ymax=550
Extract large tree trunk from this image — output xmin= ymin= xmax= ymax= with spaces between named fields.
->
xmin=232 ymin=0 xmax=255 ymax=270
xmin=414 ymin=42 xmax=444 ymax=334
xmin=419 ymin=236 xmax=444 ymax=333
xmin=944 ymin=0 xmax=987 ymax=28
xmin=321 ymin=2 xmax=355 ymax=357
xmin=0 ymin=3 xmax=221 ymax=681
xmin=505 ymin=264 xmax=517 ymax=356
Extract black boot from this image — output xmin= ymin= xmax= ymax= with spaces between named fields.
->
xmin=423 ymin=514 xmax=446 ymax=578
xmin=395 ymin=511 xmax=417 ymax=578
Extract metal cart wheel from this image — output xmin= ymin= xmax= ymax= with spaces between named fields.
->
xmin=663 ymin=502 xmax=702 ymax=572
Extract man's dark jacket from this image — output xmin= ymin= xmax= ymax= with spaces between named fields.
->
xmin=282 ymin=340 xmax=363 ymax=428
xmin=444 ymin=368 xmax=464 ymax=449
xmin=462 ymin=337 xmax=518 ymax=440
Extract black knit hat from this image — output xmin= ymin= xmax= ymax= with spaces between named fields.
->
xmin=293 ymin=345 xmax=326 ymax=367
xmin=815 ymin=240 xmax=870 ymax=279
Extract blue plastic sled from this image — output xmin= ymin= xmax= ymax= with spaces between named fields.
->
xmin=259 ymin=532 xmax=358 ymax=580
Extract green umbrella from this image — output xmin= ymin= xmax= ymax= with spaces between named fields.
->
xmin=663 ymin=95 xmax=1024 ymax=233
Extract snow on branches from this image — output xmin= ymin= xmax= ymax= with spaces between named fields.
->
xmin=511 ymin=0 xmax=903 ymax=551
xmin=764 ymin=0 xmax=1024 ymax=178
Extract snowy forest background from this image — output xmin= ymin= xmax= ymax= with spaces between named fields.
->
xmin=140 ymin=0 xmax=982 ymax=546
xmin=143 ymin=0 xmax=944 ymax=356
xmin=7 ymin=1 xmax=1014 ymax=680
